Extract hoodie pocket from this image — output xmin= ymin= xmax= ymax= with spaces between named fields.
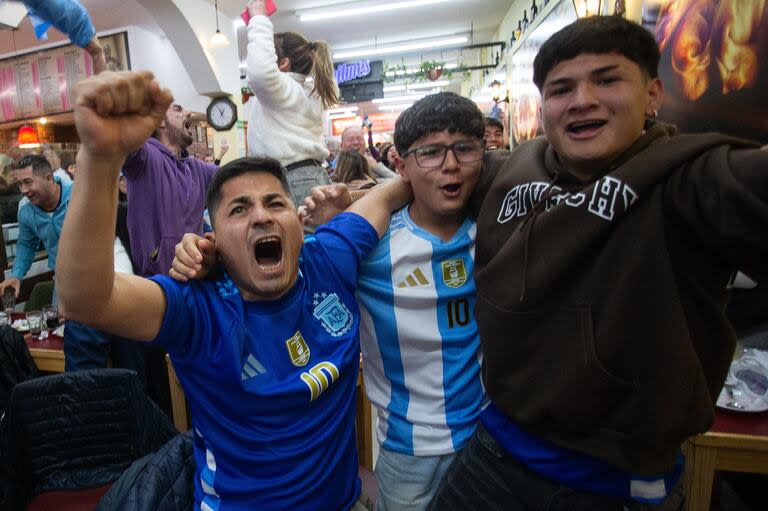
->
xmin=478 ymin=296 xmax=635 ymax=433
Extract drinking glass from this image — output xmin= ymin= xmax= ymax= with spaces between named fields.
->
xmin=26 ymin=310 xmax=44 ymax=339
xmin=2 ymin=287 xmax=15 ymax=315
xmin=42 ymin=305 xmax=59 ymax=330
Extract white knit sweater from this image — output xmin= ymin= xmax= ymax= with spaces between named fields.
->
xmin=246 ymin=15 xmax=330 ymax=166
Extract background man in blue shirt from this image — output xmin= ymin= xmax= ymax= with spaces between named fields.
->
xmin=0 ymin=155 xmax=71 ymax=300
xmin=57 ymin=70 xmax=410 ymax=510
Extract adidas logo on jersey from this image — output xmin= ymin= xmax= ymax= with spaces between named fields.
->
xmin=396 ymin=268 xmax=430 ymax=288
xmin=241 ymin=353 xmax=267 ymax=380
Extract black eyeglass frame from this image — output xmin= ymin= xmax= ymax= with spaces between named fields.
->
xmin=400 ymin=140 xmax=486 ymax=169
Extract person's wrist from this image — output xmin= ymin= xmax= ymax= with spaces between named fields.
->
xmin=85 ymin=39 xmax=103 ymax=56
xmin=77 ymin=150 xmax=126 ymax=176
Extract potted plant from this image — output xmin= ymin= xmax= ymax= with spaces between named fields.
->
xmin=419 ymin=60 xmax=446 ymax=81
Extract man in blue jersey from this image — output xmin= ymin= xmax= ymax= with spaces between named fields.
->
xmin=172 ymin=92 xmax=488 ymax=511
xmin=56 ymin=70 xmax=410 ymax=511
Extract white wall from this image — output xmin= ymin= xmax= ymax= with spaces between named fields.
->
xmin=170 ymin=0 xmax=242 ymax=97
xmin=126 ymin=25 xmax=210 ymax=114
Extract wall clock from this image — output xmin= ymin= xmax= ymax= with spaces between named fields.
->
xmin=207 ymin=97 xmax=238 ymax=131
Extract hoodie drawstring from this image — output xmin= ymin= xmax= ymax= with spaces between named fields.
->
xmin=518 ymin=173 xmax=563 ymax=302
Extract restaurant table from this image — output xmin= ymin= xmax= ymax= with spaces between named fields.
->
xmin=683 ymin=408 xmax=768 ymax=510
xmin=12 ymin=312 xmax=65 ymax=372
xmin=26 ymin=334 xmax=64 ymax=372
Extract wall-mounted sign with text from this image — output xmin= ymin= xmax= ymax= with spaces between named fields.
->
xmin=334 ymin=60 xmax=383 ymax=86
xmin=0 ymin=32 xmax=130 ymax=124
xmin=335 ymin=60 xmax=371 ymax=85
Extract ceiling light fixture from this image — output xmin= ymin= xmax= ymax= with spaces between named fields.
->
xmin=407 ymin=80 xmax=450 ymax=90
xmin=209 ymin=0 xmax=230 ymax=48
xmin=17 ymin=125 xmax=40 ymax=149
xmin=300 ymin=0 xmax=450 ymax=22
xmin=372 ymin=94 xmax=427 ymax=104
xmin=326 ymin=106 xmax=359 ymax=114
xmin=378 ymin=103 xmax=414 ymax=111
xmin=383 ymin=85 xmax=407 ymax=93
xmin=333 ymin=36 xmax=467 ymax=60
xmin=327 ymin=110 xmax=357 ymax=118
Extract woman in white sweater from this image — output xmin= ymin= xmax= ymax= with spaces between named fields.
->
xmin=245 ymin=0 xmax=339 ymax=206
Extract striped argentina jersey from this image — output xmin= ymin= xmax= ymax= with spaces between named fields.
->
xmin=356 ymin=207 xmax=485 ymax=456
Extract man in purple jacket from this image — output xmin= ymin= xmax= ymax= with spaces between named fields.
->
xmin=119 ymin=102 xmax=216 ymax=412
xmin=123 ymin=103 xmax=218 ymax=278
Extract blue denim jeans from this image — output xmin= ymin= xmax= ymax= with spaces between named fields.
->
xmin=64 ymin=320 xmax=146 ymax=383
xmin=285 ymin=162 xmax=332 ymax=207
xmin=428 ymin=424 xmax=685 ymax=511
xmin=375 ymin=447 xmax=456 ymax=511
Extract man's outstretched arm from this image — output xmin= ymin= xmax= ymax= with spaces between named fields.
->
xmin=57 ymin=71 xmax=173 ymax=341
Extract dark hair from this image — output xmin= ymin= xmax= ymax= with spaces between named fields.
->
xmin=333 ymin=150 xmax=375 ymax=184
xmin=15 ymin=154 xmax=53 ymax=177
xmin=275 ymin=32 xmax=339 ymax=109
xmin=378 ymin=143 xmax=394 ymax=168
xmin=206 ymin=157 xmax=291 ymax=226
xmin=60 ymin=150 xmax=76 ymax=169
xmin=394 ymin=92 xmax=484 ymax=155
xmin=533 ymin=15 xmax=660 ymax=90
xmin=485 ymin=117 xmax=504 ymax=130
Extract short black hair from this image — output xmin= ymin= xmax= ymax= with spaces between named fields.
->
xmin=15 ymin=154 xmax=53 ymax=176
xmin=533 ymin=15 xmax=660 ymax=90
xmin=485 ymin=117 xmax=503 ymax=130
xmin=394 ymin=92 xmax=485 ymax=155
xmin=206 ymin=157 xmax=291 ymax=226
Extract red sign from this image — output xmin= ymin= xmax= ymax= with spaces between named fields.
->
xmin=331 ymin=116 xmax=359 ymax=136
xmin=367 ymin=112 xmax=400 ymax=133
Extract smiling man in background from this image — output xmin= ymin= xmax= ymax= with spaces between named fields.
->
xmin=0 ymin=155 xmax=70 ymax=300
xmin=483 ymin=117 xmax=505 ymax=150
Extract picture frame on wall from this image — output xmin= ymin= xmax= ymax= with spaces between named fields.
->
xmin=642 ymin=0 xmax=768 ymax=143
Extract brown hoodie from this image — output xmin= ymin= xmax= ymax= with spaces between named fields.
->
xmin=473 ymin=123 xmax=768 ymax=474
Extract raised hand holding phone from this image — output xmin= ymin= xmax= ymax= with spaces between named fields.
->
xmin=242 ymin=0 xmax=277 ymax=24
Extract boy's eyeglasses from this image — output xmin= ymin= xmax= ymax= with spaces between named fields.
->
xmin=401 ymin=141 xmax=485 ymax=169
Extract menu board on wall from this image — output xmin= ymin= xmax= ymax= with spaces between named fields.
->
xmin=0 ymin=32 xmax=129 ymax=124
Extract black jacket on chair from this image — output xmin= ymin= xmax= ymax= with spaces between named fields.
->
xmin=95 ymin=431 xmax=195 ymax=511
xmin=0 ymin=325 xmax=38 ymax=413
xmin=0 ymin=368 xmax=177 ymax=510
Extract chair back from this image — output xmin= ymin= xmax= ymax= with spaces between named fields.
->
xmin=1 ymin=368 xmax=176 ymax=508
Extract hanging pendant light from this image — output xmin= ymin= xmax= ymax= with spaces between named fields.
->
xmin=17 ymin=125 xmax=40 ymax=149
xmin=209 ymin=0 xmax=230 ymax=48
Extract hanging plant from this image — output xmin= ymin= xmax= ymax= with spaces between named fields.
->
xmin=382 ymin=60 xmax=469 ymax=84
xmin=419 ymin=60 xmax=446 ymax=81
xmin=382 ymin=62 xmax=408 ymax=83
xmin=241 ymin=86 xmax=254 ymax=104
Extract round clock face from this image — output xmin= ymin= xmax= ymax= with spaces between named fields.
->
xmin=207 ymin=98 xmax=237 ymax=131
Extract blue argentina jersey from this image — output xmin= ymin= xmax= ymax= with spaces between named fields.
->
xmin=149 ymin=213 xmax=378 ymax=511
xmin=356 ymin=207 xmax=485 ymax=456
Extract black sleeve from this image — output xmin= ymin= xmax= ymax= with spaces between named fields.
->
xmin=469 ymin=150 xmax=510 ymax=218
xmin=664 ymin=146 xmax=768 ymax=283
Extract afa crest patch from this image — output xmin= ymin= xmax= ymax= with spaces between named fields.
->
xmin=441 ymin=259 xmax=467 ymax=288
xmin=312 ymin=292 xmax=353 ymax=337
xmin=285 ymin=331 xmax=310 ymax=367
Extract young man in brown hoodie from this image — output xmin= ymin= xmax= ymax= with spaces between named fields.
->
xmin=429 ymin=15 xmax=768 ymax=511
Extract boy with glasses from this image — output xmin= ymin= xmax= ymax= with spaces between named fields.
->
xmin=172 ymin=92 xmax=488 ymax=510
xmin=357 ymin=93 xmax=486 ymax=510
